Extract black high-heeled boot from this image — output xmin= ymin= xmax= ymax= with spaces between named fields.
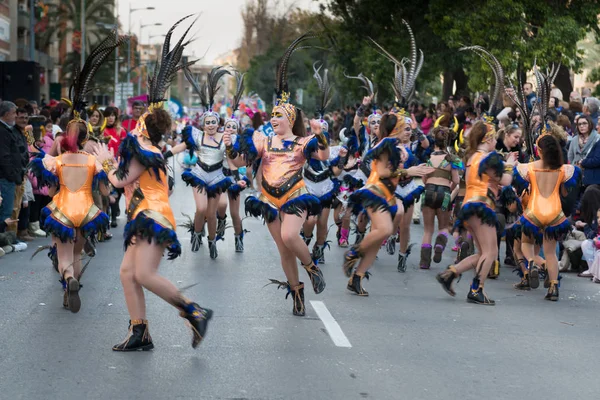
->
xmin=528 ymin=259 xmax=540 ymax=289
xmin=466 ymin=278 xmax=495 ymax=305
xmin=347 ymin=272 xmax=369 ymax=296
xmin=343 ymin=246 xmax=362 ymax=277
xmin=178 ymin=302 xmax=213 ymax=348
xmin=290 ymin=283 xmax=305 ymax=316
xmin=312 ymin=244 xmax=325 ymax=264
xmin=436 ymin=266 xmax=459 ymax=297
xmin=112 ymin=319 xmax=154 ymax=351
xmin=544 ymin=280 xmax=559 ymax=301
xmin=216 ymin=214 xmax=227 ymax=239
xmin=303 ymin=261 xmax=326 ymax=294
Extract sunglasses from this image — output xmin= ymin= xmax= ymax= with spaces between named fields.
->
xmin=205 ymin=120 xmax=218 ymax=126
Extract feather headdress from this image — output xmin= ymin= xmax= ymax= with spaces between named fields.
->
xmin=459 ymin=46 xmax=505 ymax=115
xmin=369 ymin=20 xmax=424 ymax=107
xmin=225 ymin=70 xmax=246 ymax=129
xmin=184 ymin=66 xmax=230 ymax=125
xmin=138 ymin=14 xmax=197 ymax=137
xmin=313 ymin=62 xmax=334 ymax=131
xmin=62 ymin=33 xmax=127 ymax=131
xmin=344 ymin=72 xmax=380 ymax=123
xmin=273 ymin=32 xmax=316 ymax=126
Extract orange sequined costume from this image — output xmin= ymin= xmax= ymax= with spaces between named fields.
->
xmin=118 ymin=134 xmax=181 ymax=259
xmin=456 ymin=151 xmax=505 ymax=228
xmin=244 ymin=132 xmax=322 ymax=223
xmin=31 ymin=152 xmax=109 ymax=242
xmin=349 ymin=138 xmax=401 ymax=219
xmin=515 ymin=162 xmax=580 ymax=241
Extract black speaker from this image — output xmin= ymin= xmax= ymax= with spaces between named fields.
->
xmin=0 ymin=61 xmax=41 ymax=102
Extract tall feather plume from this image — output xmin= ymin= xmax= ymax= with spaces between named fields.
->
xmin=207 ymin=66 xmax=231 ymax=110
xmin=506 ymin=74 xmax=535 ymax=157
xmin=534 ymin=62 xmax=560 ymax=120
xmin=459 ymin=45 xmax=505 ymax=113
xmin=148 ymin=14 xmax=197 ymax=105
xmin=344 ymin=72 xmax=376 ymax=103
xmin=183 ymin=67 xmax=208 ymax=109
xmin=276 ymin=32 xmax=316 ymax=99
xmin=231 ymin=71 xmax=245 ymax=112
xmin=69 ymin=33 xmax=128 ymax=117
xmin=313 ymin=62 xmax=333 ymax=118
xmin=369 ymin=20 xmax=424 ymax=105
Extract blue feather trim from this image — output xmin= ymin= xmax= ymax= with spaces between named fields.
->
xmin=281 ymin=194 xmax=322 ymax=218
xmin=92 ymin=170 xmax=108 ymax=191
xmin=345 ymin=130 xmax=360 ymax=155
xmin=478 ymin=151 xmax=504 ymax=179
xmin=80 ymin=211 xmax=109 ymax=239
xmin=499 ymin=186 xmax=523 ymax=213
xmin=364 ymin=138 xmax=401 ymax=170
xmin=238 ymin=128 xmax=258 ymax=164
xmin=227 ymin=176 xmax=251 ymax=200
xmin=512 ymin=165 xmax=529 ymax=195
xmin=349 ymin=188 xmax=393 ymax=217
xmin=117 ymin=134 xmax=166 ymax=182
xmin=404 ymin=145 xmax=417 ymax=168
xmin=519 ymin=216 xmax=545 ymax=243
xmin=181 ymin=170 xmax=231 ymax=198
xmin=343 ymin=174 xmax=364 ymax=190
xmin=182 ymin=125 xmax=198 ymax=156
xmin=543 ymin=218 xmax=571 ymax=241
xmin=43 ymin=216 xmax=76 ymax=243
xmin=563 ymin=166 xmax=582 ymax=191
xmin=124 ymin=213 xmax=181 ymax=260
xmin=317 ymin=179 xmax=342 ymax=208
xmin=396 ymin=185 xmax=424 ymax=210
xmin=455 ymin=201 xmax=499 ymax=230
xmin=28 ymin=155 xmax=59 ymax=189
xmin=245 ymin=196 xmax=278 ymax=223
xmin=39 ymin=206 xmax=51 ymax=231
xmin=303 ymin=137 xmax=319 ymax=159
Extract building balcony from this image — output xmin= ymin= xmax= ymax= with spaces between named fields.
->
xmin=17 ymin=45 xmax=55 ymax=70
xmin=18 ymin=9 xmax=30 ymax=31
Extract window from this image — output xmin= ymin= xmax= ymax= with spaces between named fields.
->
xmin=0 ymin=18 xmax=9 ymax=42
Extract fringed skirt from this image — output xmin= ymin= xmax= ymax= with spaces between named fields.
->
xmin=349 ymin=186 xmax=398 ymax=220
xmin=41 ymin=202 xmax=109 ymax=243
xmin=395 ymin=180 xmax=424 ymax=210
xmin=124 ymin=211 xmax=182 ymax=260
xmin=245 ymin=187 xmax=322 ymax=224
xmin=454 ymin=200 xmax=499 ymax=231
xmin=520 ymin=212 xmax=571 ymax=243
xmin=304 ymin=177 xmax=341 ymax=209
xmin=182 ymin=165 xmax=232 ymax=198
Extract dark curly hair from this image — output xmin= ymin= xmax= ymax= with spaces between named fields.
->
xmin=537 ymin=134 xmax=563 ymax=170
xmin=144 ymin=109 xmax=171 ymax=147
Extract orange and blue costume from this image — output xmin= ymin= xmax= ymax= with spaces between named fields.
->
xmin=117 ymin=134 xmax=181 ymax=259
xmin=30 ymin=152 xmax=109 ymax=242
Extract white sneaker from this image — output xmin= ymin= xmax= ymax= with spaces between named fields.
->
xmin=0 ymin=247 xmax=5 ymax=257
xmin=13 ymin=242 xmax=27 ymax=252
xmin=2 ymin=245 xmax=13 ymax=254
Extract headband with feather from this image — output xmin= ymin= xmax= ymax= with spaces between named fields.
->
xmin=273 ymin=32 xmax=316 ymax=126
xmin=62 ymin=32 xmax=127 ymax=131
xmin=225 ymin=70 xmax=246 ymax=129
xmin=369 ymin=20 xmax=424 ymax=108
xmin=138 ymin=14 xmax=197 ymax=137
xmin=184 ymin=66 xmax=230 ymax=124
xmin=459 ymin=46 xmax=505 ymax=116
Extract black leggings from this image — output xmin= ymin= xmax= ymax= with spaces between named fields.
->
xmin=29 ymin=194 xmax=52 ymax=223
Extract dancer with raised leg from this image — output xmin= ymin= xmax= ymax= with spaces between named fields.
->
xmin=94 ymin=17 xmax=212 ymax=350
xmin=227 ymin=34 xmax=329 ymax=316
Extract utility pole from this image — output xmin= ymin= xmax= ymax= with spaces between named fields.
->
xmin=29 ymin=0 xmax=35 ymax=61
xmin=80 ymin=0 xmax=86 ymax=68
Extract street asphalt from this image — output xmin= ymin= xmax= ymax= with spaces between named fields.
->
xmin=1 ymin=164 xmax=600 ymax=400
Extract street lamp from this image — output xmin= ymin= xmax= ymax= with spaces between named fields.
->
xmin=140 ymin=23 xmax=162 ymax=45
xmin=128 ymin=6 xmax=155 ymax=84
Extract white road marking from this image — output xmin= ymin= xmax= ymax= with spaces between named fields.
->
xmin=310 ymin=301 xmax=352 ymax=348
